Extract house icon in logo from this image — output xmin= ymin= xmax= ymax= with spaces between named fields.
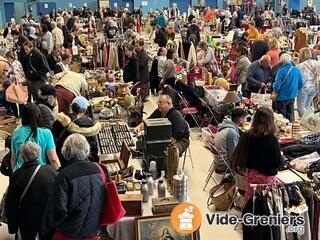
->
xmin=178 ymin=206 xmax=194 ymax=230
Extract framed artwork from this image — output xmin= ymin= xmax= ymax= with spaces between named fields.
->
xmin=135 ymin=214 xmax=196 ymax=240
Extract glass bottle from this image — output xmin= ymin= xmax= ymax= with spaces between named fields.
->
xmin=146 ymin=174 xmax=154 ymax=195
xmin=141 ymin=180 xmax=149 ymax=203
xmin=158 ymin=179 xmax=166 ymax=198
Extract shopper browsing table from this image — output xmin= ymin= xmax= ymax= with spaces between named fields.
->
xmin=133 ymin=94 xmax=190 ymax=157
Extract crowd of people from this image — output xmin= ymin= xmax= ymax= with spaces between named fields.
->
xmin=0 ymin=2 xmax=320 ymax=239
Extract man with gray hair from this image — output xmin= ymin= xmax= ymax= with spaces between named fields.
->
xmin=273 ymin=53 xmax=304 ymax=122
xmin=246 ymin=54 xmax=272 ymax=98
xmin=42 ymin=133 xmax=108 ymax=239
xmin=6 ymin=141 xmax=57 ymax=239
xmin=133 ymin=94 xmax=190 ymax=157
xmin=51 ymin=21 xmax=64 ymax=50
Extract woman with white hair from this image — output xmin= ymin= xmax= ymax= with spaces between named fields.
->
xmin=42 ymin=133 xmax=109 ymax=240
xmin=6 ymin=141 xmax=57 ymax=240
xmin=297 ymin=47 xmax=320 ymax=116
xmin=273 ymin=53 xmax=304 ymax=122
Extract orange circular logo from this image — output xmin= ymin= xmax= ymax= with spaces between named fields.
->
xmin=171 ymin=202 xmax=202 ymax=235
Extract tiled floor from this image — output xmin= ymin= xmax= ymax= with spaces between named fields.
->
xmin=0 ymin=95 xmax=243 ymax=239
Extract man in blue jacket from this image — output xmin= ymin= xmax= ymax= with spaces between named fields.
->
xmin=273 ymin=53 xmax=304 ymax=122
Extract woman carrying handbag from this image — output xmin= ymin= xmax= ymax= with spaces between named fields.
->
xmin=5 ymin=141 xmax=57 ymax=240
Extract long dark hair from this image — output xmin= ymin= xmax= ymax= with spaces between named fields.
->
xmin=21 ymin=103 xmax=42 ymax=137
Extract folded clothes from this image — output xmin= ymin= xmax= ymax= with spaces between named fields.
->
xmin=290 ymin=152 xmax=320 ymax=173
xmin=281 ymin=144 xmax=320 ymax=160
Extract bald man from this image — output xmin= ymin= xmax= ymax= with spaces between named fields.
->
xmin=245 ymin=54 xmax=272 ymax=98
xmin=133 ymin=94 xmax=189 ymax=157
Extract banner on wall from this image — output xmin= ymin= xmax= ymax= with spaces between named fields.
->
xmin=289 ymin=0 xmax=300 ymax=11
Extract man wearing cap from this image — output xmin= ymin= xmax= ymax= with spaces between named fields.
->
xmin=36 ymin=84 xmax=58 ymax=129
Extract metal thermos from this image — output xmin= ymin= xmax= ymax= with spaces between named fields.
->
xmin=173 ymin=169 xmax=188 ymax=202
xmin=141 ymin=180 xmax=149 ymax=203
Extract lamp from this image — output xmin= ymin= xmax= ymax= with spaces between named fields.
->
xmin=222 ymin=91 xmax=241 ymax=104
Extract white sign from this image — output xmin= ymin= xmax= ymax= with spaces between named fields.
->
xmin=69 ymin=3 xmax=73 ymax=8
xmin=99 ymin=1 xmax=110 ymax=8
xmin=114 ymin=2 xmax=117 ymax=8
xmin=126 ymin=3 xmax=129 ymax=7
xmin=83 ymin=2 xmax=88 ymax=7
xmin=44 ymin=3 xmax=48 ymax=8
xmin=142 ymin=1 xmax=148 ymax=6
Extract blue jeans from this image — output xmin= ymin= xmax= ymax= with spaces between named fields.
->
xmin=297 ymin=86 xmax=317 ymax=117
xmin=276 ymin=99 xmax=295 ymax=122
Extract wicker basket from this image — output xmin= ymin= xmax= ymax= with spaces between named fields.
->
xmin=208 ymin=182 xmax=236 ymax=211
xmin=0 ymin=116 xmax=18 ymax=134
xmin=70 ymin=63 xmax=81 ymax=73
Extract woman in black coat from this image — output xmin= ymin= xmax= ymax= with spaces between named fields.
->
xmin=123 ymin=46 xmax=139 ymax=84
xmin=6 ymin=141 xmax=57 ymax=240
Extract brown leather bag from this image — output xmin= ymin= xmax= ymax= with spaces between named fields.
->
xmin=5 ymin=80 xmax=28 ymax=104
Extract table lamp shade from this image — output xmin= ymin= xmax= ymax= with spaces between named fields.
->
xmin=222 ymin=91 xmax=241 ymax=104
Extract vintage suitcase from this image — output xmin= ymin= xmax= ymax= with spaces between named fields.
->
xmin=119 ymin=194 xmax=143 ymax=216
xmin=152 ymin=197 xmax=180 ymax=214
xmin=144 ymin=118 xmax=172 ymax=141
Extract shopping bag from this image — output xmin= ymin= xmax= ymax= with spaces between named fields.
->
xmin=95 ymin=163 xmax=126 ymax=225
xmin=300 ymin=107 xmax=320 ymax=132
xmin=250 ymin=88 xmax=272 ymax=107
xmin=5 ymin=81 xmax=28 ymax=104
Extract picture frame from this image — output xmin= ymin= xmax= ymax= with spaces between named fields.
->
xmin=135 ymin=214 xmax=197 ymax=240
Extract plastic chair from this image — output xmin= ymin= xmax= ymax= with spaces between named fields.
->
xmin=176 ymin=91 xmax=201 ymax=130
xmin=182 ymin=121 xmax=194 ymax=170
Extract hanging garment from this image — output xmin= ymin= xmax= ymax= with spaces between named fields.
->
xmin=187 ymin=42 xmax=197 ymax=66
xmin=179 ymin=41 xmax=185 ymax=60
xmin=242 ymin=194 xmax=274 ymax=240
xmin=103 ymin=44 xmax=108 ymax=69
xmin=92 ymin=43 xmax=97 ymax=68
xmin=108 ymin=44 xmax=114 ymax=69
xmin=137 ymin=16 xmax=141 ymax=33
xmin=294 ymin=29 xmax=307 ymax=53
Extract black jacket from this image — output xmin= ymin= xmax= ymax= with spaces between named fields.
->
xmin=66 ymin=17 xmax=76 ymax=31
xmin=136 ymin=49 xmax=150 ymax=83
xmin=123 ymin=56 xmax=139 ymax=83
xmin=154 ymin=30 xmax=167 ymax=47
xmin=245 ymin=134 xmax=282 ymax=176
xmin=187 ymin=24 xmax=200 ymax=44
xmin=22 ymin=48 xmax=50 ymax=82
xmin=6 ymin=161 xmax=57 ymax=235
xmin=64 ymin=34 xmax=86 ymax=49
xmin=52 ymin=113 xmax=101 ymax=168
xmin=149 ymin=108 xmax=189 ymax=140
xmin=104 ymin=26 xmax=118 ymax=39
xmin=42 ymin=160 xmax=108 ymax=239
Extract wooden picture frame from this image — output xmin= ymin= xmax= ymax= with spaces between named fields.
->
xmin=135 ymin=214 xmax=197 ymax=240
